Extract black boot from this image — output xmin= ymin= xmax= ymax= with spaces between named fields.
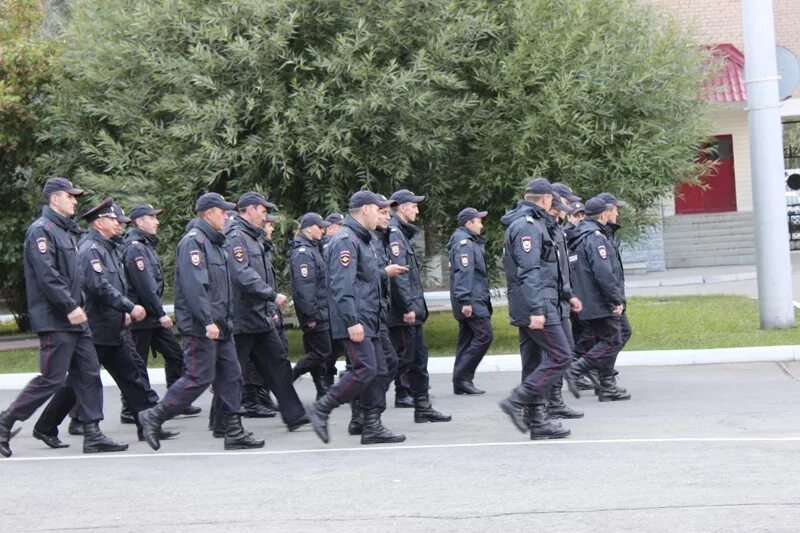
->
xmin=576 ymin=373 xmax=596 ymax=391
xmin=242 ymin=385 xmax=277 ymax=418
xmin=310 ymin=367 xmax=329 ymax=400
xmin=33 ymin=429 xmax=69 ymax=449
xmin=0 ymin=411 xmax=20 ymax=458
xmin=68 ymin=418 xmax=84 ymax=436
xmin=565 ymin=358 xmax=599 ymax=399
xmin=547 ymin=382 xmax=584 ymax=419
xmin=499 ymin=386 xmax=536 ymax=432
xmin=120 ymin=395 xmax=136 ymax=424
xmin=82 ymin=422 xmax=129 ymax=453
xmin=347 ymin=400 xmax=363 ymax=436
xmin=256 ymin=386 xmax=280 ymax=415
xmin=453 ymin=380 xmax=485 ymax=395
xmin=394 ymin=394 xmax=414 ymax=408
xmin=361 ymin=408 xmax=406 ymax=445
xmin=307 ymin=394 xmax=340 ymax=444
xmin=136 ymin=411 xmax=180 ymax=442
xmin=181 ymin=404 xmax=202 ymax=416
xmin=138 ymin=403 xmax=173 ymax=451
xmin=224 ymin=414 xmax=265 ymax=450
xmin=413 ymin=394 xmax=452 ymax=423
xmin=530 ymin=403 xmax=571 ymax=440
xmin=598 ymin=375 xmax=631 ymax=402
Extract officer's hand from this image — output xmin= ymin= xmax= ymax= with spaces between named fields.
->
xmin=613 ymin=304 xmax=625 ymax=315
xmin=124 ymin=313 xmax=132 ymax=327
xmin=275 ymin=294 xmax=288 ymax=309
xmin=403 ymin=311 xmax=416 ymax=324
xmin=348 ymin=323 xmax=365 ymax=343
xmin=461 ymin=305 xmax=473 ymax=318
xmin=307 ymin=321 xmax=317 ymax=330
xmin=385 ymin=264 xmax=409 ymax=278
xmin=130 ymin=305 xmax=147 ymax=322
xmin=528 ymin=315 xmax=545 ymax=330
xmin=67 ymin=307 xmax=88 ymax=325
xmin=569 ymin=297 xmax=583 ymax=313
xmin=205 ymin=323 xmax=220 ymax=340
xmin=159 ymin=315 xmax=174 ymax=329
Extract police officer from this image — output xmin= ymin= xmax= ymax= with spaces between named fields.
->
xmin=448 ymin=207 xmax=492 ymax=395
xmin=307 ymin=191 xmax=405 ymax=445
xmin=289 ymin=213 xmax=333 ymax=399
xmin=122 ymin=204 xmax=201 ymax=420
xmin=386 ymin=189 xmax=451 ymax=423
xmin=323 ymin=213 xmax=345 ymax=248
xmin=223 ymin=191 xmax=308 ymax=431
xmin=0 ymin=180 xmax=126 ymax=457
xmin=498 ymin=178 xmax=579 ymax=440
xmin=139 ymin=192 xmax=264 ymax=451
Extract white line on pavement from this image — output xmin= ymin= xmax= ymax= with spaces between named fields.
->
xmin=3 ymin=436 xmax=800 ymax=463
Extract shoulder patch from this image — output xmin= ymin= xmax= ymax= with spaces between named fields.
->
xmin=90 ymin=259 xmax=103 ymax=273
xmin=521 ymin=236 xmax=533 ymax=253
xmin=233 ymin=246 xmax=245 ymax=262
xmin=598 ymin=245 xmax=608 ymax=259
xmin=36 ymin=237 xmax=48 ymax=254
xmin=135 ymin=256 xmax=146 ymax=271
xmin=339 ymin=250 xmax=352 ymax=267
xmin=299 ymin=264 xmax=309 ymax=277
xmin=189 ymin=249 xmax=202 ymax=267
xmin=390 ymin=241 xmax=401 ymax=257
xmin=525 ymin=216 xmax=535 ymax=223
xmin=460 ymin=253 xmax=470 ymax=268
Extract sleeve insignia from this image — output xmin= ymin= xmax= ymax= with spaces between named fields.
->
xmin=525 ymin=215 xmax=535 ymax=223
xmin=568 ymin=254 xmax=578 ymax=264
xmin=300 ymin=264 xmax=309 ymax=277
xmin=460 ymin=253 xmax=470 ymax=267
xmin=459 ymin=239 xmax=468 ymax=245
xmin=90 ymin=259 xmax=103 ymax=273
xmin=521 ymin=236 xmax=533 ymax=253
xmin=233 ymin=246 xmax=245 ymax=262
xmin=339 ymin=250 xmax=352 ymax=267
xmin=36 ymin=237 xmax=48 ymax=254
xmin=598 ymin=245 xmax=608 ymax=259
xmin=135 ymin=256 xmax=146 ymax=271
xmin=390 ymin=242 xmax=401 ymax=257
xmin=190 ymin=249 xmax=202 ymax=267
xmin=298 ymin=247 xmax=306 ymax=253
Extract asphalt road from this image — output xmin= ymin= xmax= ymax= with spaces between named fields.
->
xmin=2 ymin=362 xmax=800 ymax=532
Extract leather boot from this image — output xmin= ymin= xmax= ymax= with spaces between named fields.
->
xmin=530 ymin=403 xmax=571 ymax=440
xmin=224 ymin=414 xmax=265 ymax=450
xmin=242 ymin=385 xmax=277 ymax=418
xmin=547 ymin=382 xmax=584 ymax=419
xmin=120 ymin=395 xmax=136 ymax=424
xmin=565 ymin=358 xmax=599 ymax=399
xmin=212 ymin=407 xmax=226 ymax=438
xmin=360 ymin=408 xmax=405 ymax=445
xmin=33 ymin=429 xmax=69 ymax=449
xmin=181 ymin=404 xmax=202 ymax=416
xmin=307 ymin=394 xmax=340 ymax=443
xmin=394 ymin=394 xmax=414 ymax=408
xmin=576 ymin=373 xmax=596 ymax=391
xmin=82 ymin=422 xmax=129 ymax=453
xmin=310 ymin=366 xmax=329 ymax=400
xmin=499 ymin=386 xmax=536 ymax=432
xmin=598 ymin=375 xmax=631 ymax=402
xmin=138 ymin=403 xmax=173 ymax=451
xmin=0 ymin=411 xmax=20 ymax=458
xmin=136 ymin=411 xmax=180 ymax=442
xmin=413 ymin=394 xmax=452 ymax=423
xmin=257 ymin=386 xmax=280 ymax=415
xmin=453 ymin=380 xmax=485 ymax=395
xmin=610 ymin=374 xmax=627 ymax=394
xmin=68 ymin=418 xmax=85 ymax=436
xmin=347 ymin=400 xmax=363 ymax=436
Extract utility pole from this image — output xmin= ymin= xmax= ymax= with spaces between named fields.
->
xmin=742 ymin=0 xmax=795 ymax=328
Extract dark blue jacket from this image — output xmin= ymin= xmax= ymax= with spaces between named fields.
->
xmin=326 ymin=216 xmax=381 ymax=340
xmin=289 ymin=235 xmax=330 ymax=332
xmin=372 ymin=227 xmax=392 ymax=325
xmin=23 ymin=206 xmax=85 ymax=333
xmin=566 ymin=219 xmax=625 ymax=320
xmin=79 ymin=229 xmax=135 ymax=346
xmin=500 ymin=202 xmax=562 ymax=327
xmin=174 ymin=219 xmax=234 ymax=338
xmin=386 ymin=215 xmax=428 ymax=326
xmin=122 ymin=228 xmax=168 ymax=330
xmin=553 ymin=219 xmax=575 ymax=318
xmin=448 ymin=226 xmax=492 ymax=320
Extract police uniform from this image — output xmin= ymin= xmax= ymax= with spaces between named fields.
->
xmin=0 ymin=180 xmax=126 ymax=457
xmin=448 ymin=209 xmax=492 ymax=395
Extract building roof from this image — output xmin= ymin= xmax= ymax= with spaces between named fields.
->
xmin=704 ymin=44 xmax=746 ymax=103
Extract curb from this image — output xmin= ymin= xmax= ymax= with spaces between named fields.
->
xmin=0 ymin=344 xmax=797 ymax=390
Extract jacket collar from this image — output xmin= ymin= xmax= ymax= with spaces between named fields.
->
xmin=343 ymin=215 xmax=373 ymax=244
xmin=195 ymin=218 xmax=226 ymax=245
xmin=42 ymin=206 xmax=81 ymax=235
xmin=391 ymin=215 xmax=419 ymax=240
xmin=233 ymin=215 xmax=265 ymax=240
xmin=86 ymin=227 xmax=116 ymax=252
xmin=127 ymin=227 xmax=159 ymax=247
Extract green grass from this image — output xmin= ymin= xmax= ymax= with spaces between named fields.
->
xmin=1 ymin=295 xmax=798 ymax=373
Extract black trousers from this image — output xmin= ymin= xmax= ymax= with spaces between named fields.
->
xmin=293 ymin=328 xmax=333 ymax=377
xmin=132 ymin=326 xmax=184 ymax=389
xmin=230 ymin=330 xmax=305 ymax=425
xmin=327 ymin=336 xmax=385 ymax=410
xmin=162 ymin=336 xmax=241 ymax=417
xmin=453 ymin=317 xmax=493 ymax=383
xmin=583 ymin=315 xmax=627 ymax=377
xmin=7 ymin=330 xmax=103 ymax=424
xmin=518 ymin=322 xmax=572 ymax=397
xmin=390 ymin=325 xmax=430 ymax=397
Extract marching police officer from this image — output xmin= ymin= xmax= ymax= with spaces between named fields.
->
xmin=0 ymin=180 xmax=126 ymax=456
xmin=448 ymin=207 xmax=492 ymax=395
xmin=139 ymin=192 xmax=264 ymax=450
xmin=307 ymin=191 xmax=405 ymax=445
xmin=122 ymin=204 xmax=201 ymax=420
xmin=566 ymin=196 xmax=631 ymax=401
xmin=386 ymin=189 xmax=451 ymax=423
xmin=498 ymin=178 xmax=579 ymax=440
xmin=289 ymin=213 xmax=333 ymax=398
xmin=223 ymin=191 xmax=308 ymax=431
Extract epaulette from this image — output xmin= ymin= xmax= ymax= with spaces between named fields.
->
xmin=298 ymin=247 xmax=306 ymax=253
xmin=525 ymin=216 xmax=535 ymax=223
xmin=390 ymin=227 xmax=398 ymax=232
xmin=459 ymin=239 xmax=468 ymax=246
xmin=594 ymin=230 xmax=602 ymax=236
xmin=187 ymin=231 xmax=197 ymax=237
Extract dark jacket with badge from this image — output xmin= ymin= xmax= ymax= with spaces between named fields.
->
xmin=175 ymin=218 xmax=234 ymax=338
xmin=372 ymin=227 xmax=392 ymax=325
xmin=79 ymin=229 xmax=135 ymax=345
xmin=24 ymin=206 xmax=86 ymax=333
xmin=122 ymin=228 xmax=167 ymax=330
xmin=566 ymin=219 xmax=625 ymax=320
xmin=386 ymin=215 xmax=428 ymax=326
xmin=448 ymin=226 xmax=492 ymax=320
xmin=224 ymin=216 xmax=278 ymax=335
xmin=289 ymin=235 xmax=329 ymax=332
xmin=326 ymin=216 xmax=381 ymax=340
xmin=553 ymin=219 xmax=575 ymax=318
xmin=500 ymin=202 xmax=562 ymax=327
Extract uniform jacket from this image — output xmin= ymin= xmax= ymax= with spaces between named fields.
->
xmin=325 ymin=216 xmax=381 ymax=340
xmin=386 ymin=215 xmax=428 ymax=326
xmin=224 ymin=216 xmax=278 ymax=335
xmin=24 ymin=206 xmax=86 ymax=333
xmin=566 ymin=219 xmax=625 ymax=320
xmin=500 ymin=202 xmax=562 ymax=327
xmin=553 ymin=219 xmax=575 ymax=318
xmin=448 ymin=226 xmax=492 ymax=320
xmin=175 ymin=218 xmax=234 ymax=338
xmin=372 ymin=227 xmax=392 ymax=325
xmin=79 ymin=229 xmax=135 ymax=345
xmin=603 ymin=222 xmax=626 ymax=292
xmin=122 ymin=228 xmax=167 ymax=331
xmin=288 ymin=235 xmax=330 ymax=332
